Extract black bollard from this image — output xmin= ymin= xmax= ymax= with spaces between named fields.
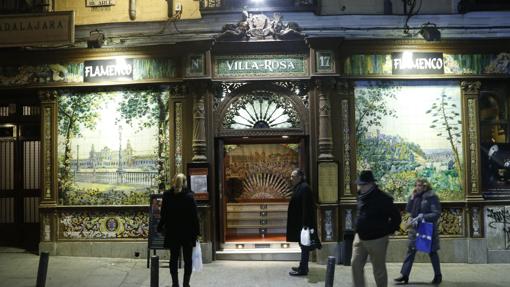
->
xmin=325 ymin=256 xmax=336 ymax=287
xmin=150 ymin=255 xmax=159 ymax=287
xmin=36 ymin=252 xmax=49 ymax=287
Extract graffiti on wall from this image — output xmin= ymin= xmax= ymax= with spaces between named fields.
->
xmin=485 ymin=206 xmax=510 ymax=250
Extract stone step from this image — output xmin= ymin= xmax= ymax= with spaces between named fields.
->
xmin=216 ymin=248 xmax=301 ymax=261
xmin=217 ymin=241 xmax=300 ymax=261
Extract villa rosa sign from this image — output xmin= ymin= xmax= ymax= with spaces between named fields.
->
xmin=214 ymin=54 xmax=308 ymax=79
xmin=392 ymin=52 xmax=444 ymax=75
xmin=0 ymin=11 xmax=74 ymax=47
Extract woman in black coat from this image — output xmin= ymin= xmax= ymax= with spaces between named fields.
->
xmin=286 ymin=169 xmax=317 ymax=276
xmin=394 ymin=178 xmax=442 ymax=285
xmin=157 ymin=173 xmax=200 ymax=287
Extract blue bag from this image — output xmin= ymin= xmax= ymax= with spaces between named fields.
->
xmin=415 ymin=220 xmax=433 ymax=253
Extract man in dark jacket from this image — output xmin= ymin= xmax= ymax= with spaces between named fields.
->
xmin=286 ymin=169 xmax=316 ymax=276
xmin=351 ymin=170 xmax=401 ymax=287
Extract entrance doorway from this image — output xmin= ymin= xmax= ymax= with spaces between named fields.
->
xmin=0 ymin=95 xmax=41 ymax=251
xmin=218 ymin=137 xmax=306 ymax=246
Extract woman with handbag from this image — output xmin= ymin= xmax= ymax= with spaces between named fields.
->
xmin=157 ymin=173 xmax=200 ymax=287
xmin=394 ymin=178 xmax=442 ymax=285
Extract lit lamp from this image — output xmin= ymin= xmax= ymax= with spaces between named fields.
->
xmin=87 ymin=30 xmax=105 ymax=48
xmin=419 ymin=23 xmax=441 ymax=42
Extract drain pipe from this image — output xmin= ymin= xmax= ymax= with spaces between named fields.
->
xmin=129 ymin=0 xmax=136 ymax=20
xmin=167 ymin=0 xmax=174 ymax=18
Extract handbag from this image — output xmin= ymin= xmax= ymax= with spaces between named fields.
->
xmin=192 ymin=240 xmax=203 ymax=272
xmin=415 ymin=220 xmax=433 ymax=253
xmin=300 ymin=227 xmax=311 ymax=246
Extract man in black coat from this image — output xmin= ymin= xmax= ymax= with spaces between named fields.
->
xmin=286 ymin=169 xmax=316 ymax=276
xmin=351 ymin=170 xmax=401 ymax=287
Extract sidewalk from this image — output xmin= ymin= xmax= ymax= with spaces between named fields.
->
xmin=1 ymin=248 xmax=509 ymax=287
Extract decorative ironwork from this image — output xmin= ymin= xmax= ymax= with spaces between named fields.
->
xmin=175 ymin=102 xmax=183 ymax=174
xmin=216 ymin=11 xmax=304 ymax=41
xmin=213 ymin=82 xmax=246 ymax=111
xmin=223 ymin=91 xmax=300 ymax=129
xmin=59 ymin=210 xmax=149 ymax=239
xmin=467 ymin=98 xmax=480 ymax=195
xmin=201 ymin=1 xmax=316 ymax=14
xmin=43 ymin=106 xmax=52 ymax=199
xmin=345 ymin=209 xmax=353 ymax=231
xmin=472 ymin=206 xmax=481 ymax=237
xmin=324 ymin=209 xmax=334 ymax=241
xmin=342 ymin=99 xmax=352 ymax=196
xmin=273 ymin=81 xmax=310 ymax=108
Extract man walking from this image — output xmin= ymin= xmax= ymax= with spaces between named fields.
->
xmin=286 ymin=169 xmax=315 ymax=276
xmin=351 ymin=170 xmax=401 ymax=287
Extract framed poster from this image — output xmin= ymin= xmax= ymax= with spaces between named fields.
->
xmin=188 ymin=163 xmax=209 ymax=201
xmin=148 ymin=194 xmax=165 ymax=250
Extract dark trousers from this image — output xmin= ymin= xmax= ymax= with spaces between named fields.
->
xmin=400 ymin=247 xmax=441 ymax=277
xmin=298 ymin=243 xmax=310 ymax=273
xmin=170 ymin=243 xmax=193 ymax=286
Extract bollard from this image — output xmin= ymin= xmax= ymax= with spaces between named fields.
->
xmin=325 ymin=256 xmax=336 ymax=287
xmin=150 ymin=255 xmax=159 ymax=287
xmin=36 ymin=252 xmax=49 ymax=287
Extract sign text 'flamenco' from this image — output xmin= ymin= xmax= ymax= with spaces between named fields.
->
xmin=392 ymin=52 xmax=444 ymax=75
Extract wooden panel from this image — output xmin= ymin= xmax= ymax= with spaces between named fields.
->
xmin=0 ymin=198 xmax=15 ymax=223
xmin=0 ymin=141 xmax=14 ymax=190
xmin=23 ymin=141 xmax=40 ymax=190
xmin=23 ymin=197 xmax=39 ymax=223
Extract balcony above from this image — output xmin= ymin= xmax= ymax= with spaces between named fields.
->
xmin=199 ymin=0 xmax=316 ymax=14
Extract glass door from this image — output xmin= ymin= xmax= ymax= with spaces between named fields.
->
xmin=222 ymin=140 xmax=302 ymax=242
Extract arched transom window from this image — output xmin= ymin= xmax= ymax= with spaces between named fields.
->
xmin=223 ymin=90 xmax=300 ymax=130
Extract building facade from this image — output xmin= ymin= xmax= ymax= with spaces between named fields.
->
xmin=1 ymin=0 xmax=510 ymax=263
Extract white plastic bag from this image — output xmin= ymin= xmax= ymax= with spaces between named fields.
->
xmin=300 ymin=227 xmax=311 ymax=246
xmin=192 ymin=241 xmax=203 ymax=272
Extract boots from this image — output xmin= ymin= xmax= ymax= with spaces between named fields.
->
xmin=171 ymin=271 xmax=179 ymax=287
xmin=431 ymin=274 xmax=442 ymax=285
xmin=183 ymin=272 xmax=191 ymax=287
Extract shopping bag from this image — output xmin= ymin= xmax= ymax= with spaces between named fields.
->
xmin=192 ymin=241 xmax=203 ymax=272
xmin=300 ymin=227 xmax=311 ymax=246
xmin=309 ymin=228 xmax=322 ymax=250
xmin=415 ymin=220 xmax=433 ymax=253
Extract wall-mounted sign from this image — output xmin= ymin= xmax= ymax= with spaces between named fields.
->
xmin=392 ymin=52 xmax=444 ymax=75
xmin=214 ymin=54 xmax=308 ymax=79
xmin=185 ymin=54 xmax=205 ymax=77
xmin=84 ymin=58 xmax=133 ymax=83
xmin=0 ymin=11 xmax=74 ymax=48
xmin=86 ymin=0 xmax=116 ymax=7
xmin=315 ymin=50 xmax=335 ymax=73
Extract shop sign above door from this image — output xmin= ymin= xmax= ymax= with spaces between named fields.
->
xmin=214 ymin=54 xmax=308 ymax=79
xmin=0 ymin=11 xmax=74 ymax=48
xmin=392 ymin=52 xmax=444 ymax=75
xmin=84 ymin=58 xmax=133 ymax=82
xmin=86 ymin=0 xmax=116 ymax=7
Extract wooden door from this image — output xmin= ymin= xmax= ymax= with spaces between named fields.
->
xmin=0 ymin=98 xmax=41 ymax=251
